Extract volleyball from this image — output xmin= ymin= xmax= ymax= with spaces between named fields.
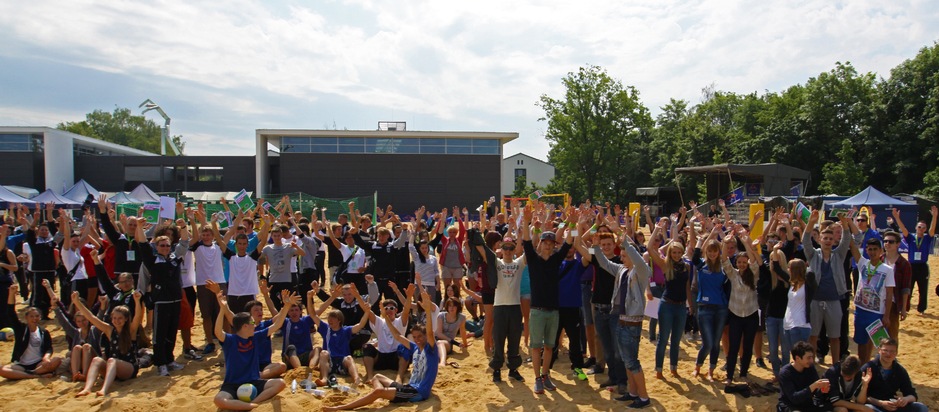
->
xmin=0 ymin=327 xmax=13 ymax=341
xmin=236 ymin=383 xmax=257 ymax=402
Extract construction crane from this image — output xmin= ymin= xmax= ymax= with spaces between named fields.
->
xmin=139 ymin=99 xmax=182 ymax=156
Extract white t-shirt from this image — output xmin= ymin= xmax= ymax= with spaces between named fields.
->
xmin=784 ymin=285 xmax=810 ymax=330
xmin=854 ymin=257 xmax=895 ymax=314
xmin=340 ymin=244 xmax=366 ymax=274
xmin=19 ymin=328 xmax=43 ymax=365
xmin=193 ymin=242 xmax=226 ymax=286
xmin=227 ymin=251 xmax=261 ymax=297
xmin=180 ymin=249 xmax=196 ymax=289
xmin=61 ymin=247 xmax=87 ymax=281
xmin=370 ymin=316 xmax=407 ymax=354
xmin=493 ymin=256 xmax=526 ymax=306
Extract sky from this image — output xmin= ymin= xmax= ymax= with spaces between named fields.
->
xmin=0 ymin=0 xmax=936 ymax=161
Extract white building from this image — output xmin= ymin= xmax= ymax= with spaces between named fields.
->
xmin=501 ymin=153 xmax=555 ymax=196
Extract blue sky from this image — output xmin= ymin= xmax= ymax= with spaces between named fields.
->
xmin=0 ymin=0 xmax=936 ymax=160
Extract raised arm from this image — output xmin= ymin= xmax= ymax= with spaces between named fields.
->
xmin=71 ymin=290 xmax=113 ymax=336
xmin=208 ymin=280 xmax=235 ymax=324
xmin=269 ymin=291 xmax=300 ymax=337
xmin=930 ymin=206 xmax=938 ymax=237
xmin=349 ymin=284 xmax=372 ymax=334
xmin=214 ymin=291 xmax=227 ymax=343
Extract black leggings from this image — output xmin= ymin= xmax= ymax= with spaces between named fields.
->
xmin=726 ymin=311 xmax=759 ymax=380
xmin=153 ymin=301 xmax=181 ymax=366
xmin=551 ymin=307 xmax=584 ymax=369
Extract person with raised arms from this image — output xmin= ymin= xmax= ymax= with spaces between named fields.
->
xmin=0 ymin=284 xmax=62 ymax=380
xmin=72 ymin=289 xmax=143 ymax=397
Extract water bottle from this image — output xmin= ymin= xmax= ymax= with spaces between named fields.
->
xmin=290 ymin=379 xmax=297 ymax=394
xmin=308 ymin=389 xmax=326 ymax=397
xmin=338 ymin=384 xmax=358 ymax=395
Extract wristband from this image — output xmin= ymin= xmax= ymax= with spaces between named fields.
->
xmin=589 ymin=224 xmax=598 ymax=234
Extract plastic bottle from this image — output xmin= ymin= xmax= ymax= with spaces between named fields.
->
xmin=308 ymin=389 xmax=326 ymax=397
xmin=290 ymin=379 xmax=297 ymax=394
xmin=337 ymin=384 xmax=359 ymax=395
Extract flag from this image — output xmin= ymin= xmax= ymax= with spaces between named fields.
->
xmin=795 ymin=202 xmax=811 ymax=224
xmin=790 ymin=184 xmax=801 ymax=197
xmin=530 ymin=190 xmax=544 ymax=199
xmin=725 ymin=187 xmax=744 ymax=205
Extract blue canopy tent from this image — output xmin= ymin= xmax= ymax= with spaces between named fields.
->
xmin=0 ymin=185 xmax=36 ymax=208
xmin=129 ymin=183 xmax=160 ymax=203
xmin=30 ymin=189 xmax=82 ymax=208
xmin=62 ymin=179 xmax=101 ymax=204
xmin=827 ymin=186 xmax=917 ymax=230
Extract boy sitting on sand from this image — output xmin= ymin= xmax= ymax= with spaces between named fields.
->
xmin=212 ymin=290 xmax=297 ymax=410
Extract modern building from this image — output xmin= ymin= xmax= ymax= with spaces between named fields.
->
xmin=256 ymin=126 xmax=517 ymax=211
xmin=501 ymin=152 xmax=555 ymax=196
xmin=0 ymin=124 xmax=518 ymax=213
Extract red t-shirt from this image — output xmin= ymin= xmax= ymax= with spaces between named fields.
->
xmin=80 ymin=244 xmax=97 ymax=279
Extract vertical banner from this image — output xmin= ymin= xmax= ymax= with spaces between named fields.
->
xmin=628 ymin=202 xmax=641 ymax=231
xmin=749 ymin=203 xmax=765 ymax=239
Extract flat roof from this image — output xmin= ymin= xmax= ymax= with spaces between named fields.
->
xmin=0 ymin=126 xmax=156 ymax=156
xmin=258 ymin=129 xmax=518 ymax=146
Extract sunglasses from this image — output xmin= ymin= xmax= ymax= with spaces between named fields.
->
xmin=884 ymin=240 xmax=898 ymax=244
xmin=501 ymin=244 xmax=516 ymax=251
xmin=157 ymin=243 xmax=171 ymax=248
xmin=384 ymin=306 xmax=397 ymax=311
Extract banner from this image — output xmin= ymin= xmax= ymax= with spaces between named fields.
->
xmin=725 ymin=187 xmax=744 ymax=205
xmin=746 ymin=183 xmax=761 ymax=197
xmin=790 ymin=184 xmax=802 ymax=197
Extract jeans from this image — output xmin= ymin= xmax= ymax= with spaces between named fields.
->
xmin=594 ymin=307 xmax=627 ymax=384
xmin=647 ymin=285 xmax=664 ymax=339
xmin=766 ymin=316 xmax=786 ymax=376
xmin=655 ymin=301 xmax=687 ymax=372
xmin=490 ymin=305 xmax=523 ymax=371
xmin=696 ymin=304 xmax=728 ymax=368
xmin=783 ymin=326 xmax=811 ymax=360
xmin=615 ymin=323 xmax=643 ymax=373
xmin=726 ymin=311 xmax=759 ymax=380
xmin=867 ymin=402 xmax=928 ymax=412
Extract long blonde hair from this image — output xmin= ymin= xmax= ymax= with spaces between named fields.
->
xmin=664 ymin=242 xmax=686 ymax=281
xmin=704 ymin=240 xmax=722 ymax=272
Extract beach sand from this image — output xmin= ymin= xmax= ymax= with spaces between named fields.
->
xmin=2 ymin=262 xmax=938 ymax=412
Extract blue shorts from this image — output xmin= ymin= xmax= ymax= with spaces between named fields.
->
xmin=853 ymin=308 xmax=881 ymax=345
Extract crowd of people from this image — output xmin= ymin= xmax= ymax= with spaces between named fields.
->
xmin=0 ymin=194 xmax=934 ymax=411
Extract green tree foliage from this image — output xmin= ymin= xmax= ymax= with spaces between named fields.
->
xmin=538 ymin=65 xmax=654 ymax=205
xmin=57 ymin=107 xmax=186 ymax=155
xmin=541 ymin=46 xmax=939 ymax=204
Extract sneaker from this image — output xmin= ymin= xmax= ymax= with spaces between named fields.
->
xmin=615 ymin=393 xmax=639 ymax=402
xmin=508 ymin=369 xmax=524 ymax=382
xmin=524 ymin=356 xmax=532 ymax=363
xmin=158 ymin=365 xmax=170 ymax=376
xmin=533 ymin=376 xmax=544 ymax=394
xmin=493 ymin=369 xmax=502 ymax=383
xmin=168 ymin=362 xmax=185 ymax=371
xmin=628 ymin=398 xmax=652 ymax=409
xmin=592 ymin=364 xmax=605 ymax=374
xmin=683 ymin=332 xmax=692 ymax=341
xmin=184 ymin=349 xmax=204 ymax=361
xmin=542 ymin=375 xmax=557 ymax=391
xmin=599 ymin=380 xmax=617 ymax=388
xmin=202 ymin=343 xmax=216 ymax=355
xmin=755 ymin=358 xmax=767 ymax=369
xmin=583 ymin=357 xmax=597 ymax=369
xmin=573 ymin=368 xmax=588 ymax=381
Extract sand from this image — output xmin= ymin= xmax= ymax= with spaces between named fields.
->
xmin=2 ymin=263 xmax=938 ymax=412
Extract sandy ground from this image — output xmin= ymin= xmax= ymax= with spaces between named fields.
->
xmin=2 ymin=262 xmax=938 ymax=412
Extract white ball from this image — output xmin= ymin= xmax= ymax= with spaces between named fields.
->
xmin=237 ymin=383 xmax=257 ymax=402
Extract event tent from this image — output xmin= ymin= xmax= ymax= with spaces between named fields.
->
xmin=107 ymin=192 xmax=143 ymax=205
xmin=3 ymin=185 xmax=39 ymax=199
xmin=0 ymin=185 xmax=36 ymax=207
xmin=62 ymin=179 xmax=100 ymax=204
xmin=129 ymin=184 xmax=160 ymax=203
xmin=828 ymin=186 xmax=917 ymax=230
xmin=30 ymin=189 xmax=82 ymax=207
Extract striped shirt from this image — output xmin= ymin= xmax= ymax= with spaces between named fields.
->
xmin=722 ymin=258 xmax=761 ymax=317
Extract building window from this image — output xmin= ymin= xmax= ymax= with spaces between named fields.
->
xmin=198 ymin=166 xmax=223 ymax=182
xmin=0 ymin=134 xmax=33 ymax=152
xmin=125 ymin=166 xmax=162 ymax=181
xmin=515 ymin=168 xmax=526 ymax=178
xmin=278 ymin=136 xmax=501 ymax=155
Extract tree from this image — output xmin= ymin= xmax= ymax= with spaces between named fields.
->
xmin=819 ymin=138 xmax=866 ymax=194
xmin=538 ymin=65 xmax=653 ymax=204
xmin=57 ymin=107 xmax=186 ymax=155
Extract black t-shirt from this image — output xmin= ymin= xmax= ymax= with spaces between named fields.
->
xmin=522 ymin=240 xmax=571 ymax=309
xmin=662 ymin=262 xmax=689 ymax=303
xmin=591 ymin=254 xmax=621 ymax=304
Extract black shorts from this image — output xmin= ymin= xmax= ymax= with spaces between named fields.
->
xmin=258 ymin=361 xmax=271 ymax=374
xmin=328 ymin=356 xmax=347 ymax=375
xmin=15 ymin=360 xmax=42 ymax=373
xmin=363 ymin=345 xmax=401 ymax=370
xmin=220 ymin=379 xmax=268 ymax=399
xmin=390 ymin=382 xmax=421 ymax=403
xmin=482 ymin=291 xmax=495 ymax=305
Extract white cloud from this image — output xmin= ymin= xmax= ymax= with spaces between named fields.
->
xmin=0 ymin=0 xmax=936 ymax=160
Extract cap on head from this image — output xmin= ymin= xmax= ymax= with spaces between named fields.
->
xmin=540 ymin=231 xmax=556 ymax=242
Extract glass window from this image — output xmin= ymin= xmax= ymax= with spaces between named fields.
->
xmin=337 ymin=137 xmax=364 ymax=145
xmin=0 ymin=134 xmax=32 ymax=152
xmin=310 ymin=144 xmax=338 ymax=153
xmin=447 ymin=139 xmax=472 ymax=147
xmin=198 ymin=167 xmax=223 ymax=182
xmin=396 ymin=138 xmax=420 ymax=154
xmin=446 ymin=145 xmax=472 ymax=154
xmin=515 ymin=168 xmax=527 ymax=178
xmin=473 ymin=146 xmax=500 ymax=155
xmin=282 ymin=137 xmax=311 ymax=145
xmin=420 ymin=138 xmax=445 ymax=154
xmin=310 ymin=137 xmax=337 ymax=145
xmin=125 ymin=166 xmax=162 ymax=181
xmin=473 ymin=139 xmax=499 ymax=148
xmin=338 ymin=137 xmax=364 ymax=153
xmin=366 ymin=138 xmax=396 ymax=153
xmin=281 ymin=143 xmax=310 ymax=153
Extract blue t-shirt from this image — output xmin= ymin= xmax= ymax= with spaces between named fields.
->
xmin=281 ymin=315 xmax=315 ymax=355
xmin=694 ymin=252 xmax=728 ymax=306
xmin=223 ymin=328 xmax=268 ymax=384
xmin=905 ymin=233 xmax=933 ymax=264
xmin=519 ymin=266 xmax=531 ymax=296
xmin=317 ymin=320 xmax=354 ymax=358
xmin=400 ymin=341 xmax=439 ymax=402
xmin=223 ymin=232 xmax=260 ymax=281
xmin=558 ymin=257 xmax=586 ymax=308
xmin=254 ymin=319 xmax=274 ymax=364
xmin=815 ymin=259 xmax=840 ymax=301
